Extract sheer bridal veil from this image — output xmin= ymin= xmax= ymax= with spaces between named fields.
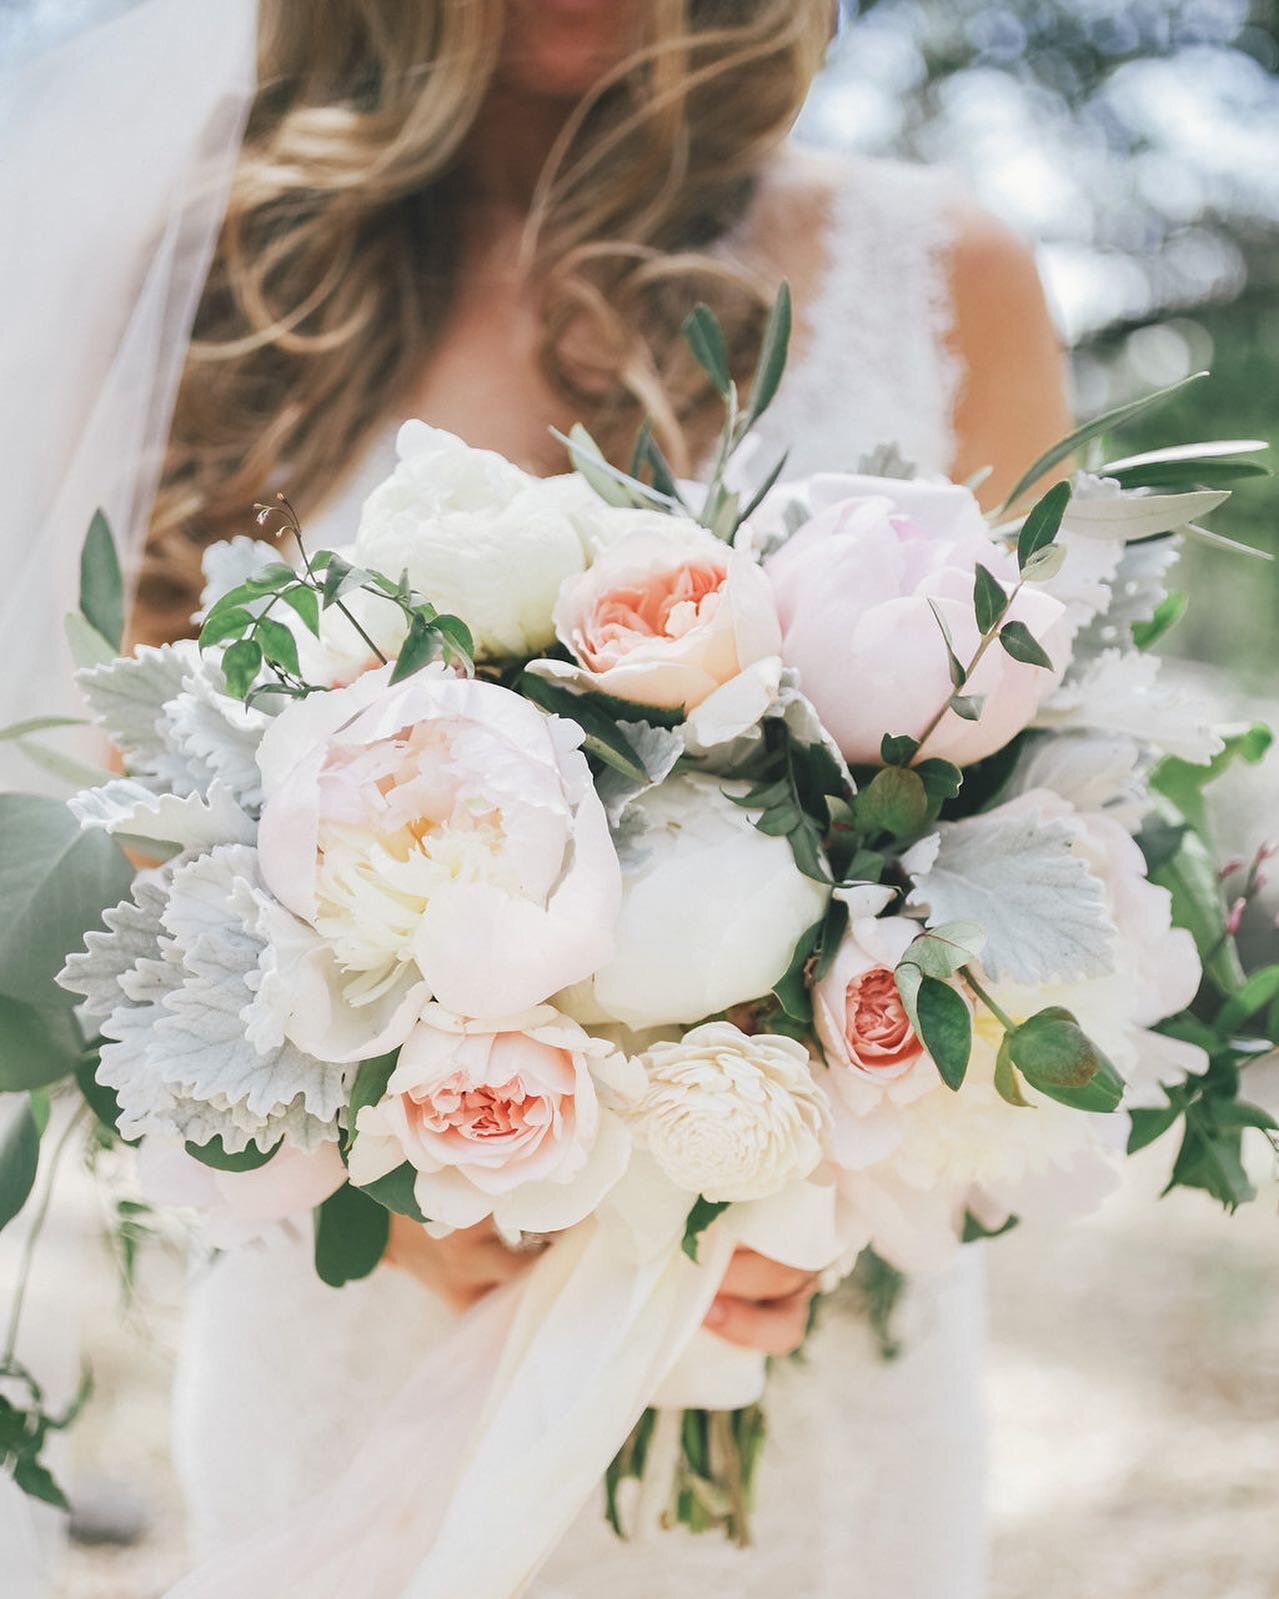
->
xmin=0 ymin=0 xmax=255 ymax=785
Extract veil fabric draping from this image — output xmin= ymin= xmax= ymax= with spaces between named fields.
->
xmin=0 ymin=0 xmax=256 ymax=785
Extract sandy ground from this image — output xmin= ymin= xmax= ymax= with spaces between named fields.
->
xmin=0 ymin=1099 xmax=1270 ymax=1599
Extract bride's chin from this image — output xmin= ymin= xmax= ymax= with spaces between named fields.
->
xmin=497 ymin=0 xmax=640 ymax=100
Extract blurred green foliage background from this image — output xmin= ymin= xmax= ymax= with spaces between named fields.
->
xmin=805 ymin=0 xmax=1278 ymax=688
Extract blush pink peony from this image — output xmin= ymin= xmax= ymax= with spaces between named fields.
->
xmin=255 ymin=666 xmax=621 ymax=1040
xmin=348 ymin=1004 xmax=638 ymax=1236
xmin=766 ymin=475 xmax=1069 ymax=766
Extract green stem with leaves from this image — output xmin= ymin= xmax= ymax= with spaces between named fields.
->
xmin=3 ymin=1104 xmax=87 ymax=1365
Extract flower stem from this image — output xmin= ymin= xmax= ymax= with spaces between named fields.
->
xmin=3 ymin=1103 xmax=87 ymax=1365
xmin=914 ymin=578 xmax=1025 ymax=759
xmin=962 ymin=968 xmax=1017 ymax=1034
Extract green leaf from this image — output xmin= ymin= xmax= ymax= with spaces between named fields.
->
xmin=1165 ymin=1110 xmax=1255 ymax=1209
xmin=12 ymin=1454 xmax=70 ymax=1512
xmin=518 ymin=674 xmax=650 ymax=785
xmin=853 ymin=767 xmax=929 ymax=839
xmin=813 ymin=894 xmax=851 ymax=982
xmin=961 ymin=1210 xmax=1019 ymax=1243
xmin=184 ymin=1135 xmax=282 ymax=1172
xmin=1218 ymin=965 xmax=1279 ymax=1035
xmin=1015 ymin=481 xmax=1071 ymax=572
xmin=313 ymin=1182 xmax=391 ymax=1286
xmin=389 ymin=613 xmax=439 ymax=685
xmin=1106 ymin=458 xmax=1270 ymax=491
xmin=993 ymin=1035 xmax=1032 ymax=1108
xmin=221 ymin=637 xmax=263 ymax=699
xmin=79 ymin=509 xmax=125 ymax=651
xmin=880 ymin=733 xmax=919 ymax=767
xmin=1211 ymin=1099 xmax=1279 ymax=1133
xmin=914 ymin=975 xmax=972 ymax=1089
xmin=1008 ymin=1006 xmax=1123 ymax=1112
xmin=254 ymin=616 xmax=301 ymax=679
xmin=556 ymin=426 xmax=677 ymax=512
xmin=0 ymin=716 xmax=87 ymax=743
xmin=681 ymin=1196 xmax=730 ymax=1262
xmin=1127 ymin=1095 xmax=1186 ymax=1154
xmin=0 ymin=1098 xmax=40 ymax=1233
xmin=64 ymin=610 xmax=117 ymax=669
xmin=277 ymin=583 xmax=321 ymax=637
xmin=905 ymin=923 xmax=986 ymax=980
xmin=1149 ymin=722 xmax=1273 ymax=841
xmin=0 ymin=794 xmax=133 ymax=1012
xmin=1131 ymin=591 xmax=1188 ymax=651
xmin=682 ymin=304 xmax=732 ymax=397
xmin=913 ymin=759 xmax=963 ymax=807
xmin=948 ymin=693 xmax=986 ymax=722
xmin=926 ymin=599 xmax=967 ymax=689
xmin=1150 ymin=830 xmax=1245 ymax=993
xmin=321 ymin=555 xmax=373 ymax=609
xmin=346 ymin=1052 xmax=398 ymax=1149
xmin=1020 ymin=543 xmax=1067 ymax=582
xmin=1000 ymin=371 xmax=1209 ymax=511
xmin=746 ymin=279 xmax=792 ymax=425
xmin=972 ymin=563 xmax=1009 ymax=635
xmin=1101 ymin=438 xmax=1268 ymax=475
xmin=198 ymin=605 xmax=255 ymax=650
xmin=998 ymin=621 xmax=1054 ymax=671
xmin=772 ymin=919 xmax=822 ymax=1024
xmin=893 ymin=960 xmax=922 ymax=1033
xmin=0 ymin=996 xmax=83 ymax=1090
xmin=74 ymin=1055 xmax=131 ymax=1143
xmin=357 ymin=1160 xmax=427 ymax=1222
xmin=10 ymin=738 xmax=115 ymax=791
xmin=434 ymin=613 xmax=474 ymax=669
xmin=735 ymin=450 xmax=790 ymax=532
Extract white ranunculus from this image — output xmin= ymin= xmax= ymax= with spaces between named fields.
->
xmin=561 ymin=774 xmax=830 ymax=1030
xmin=353 ymin=421 xmax=587 ymax=658
xmin=632 ymin=1022 xmax=829 ymax=1202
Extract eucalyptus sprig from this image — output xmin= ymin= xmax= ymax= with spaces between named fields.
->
xmin=198 ymin=494 xmax=474 ymax=704
xmin=911 ymin=478 xmax=1072 ymax=758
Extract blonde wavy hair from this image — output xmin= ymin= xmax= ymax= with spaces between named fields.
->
xmin=138 ymin=0 xmax=832 ymax=643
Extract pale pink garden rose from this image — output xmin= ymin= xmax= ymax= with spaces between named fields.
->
xmin=548 ymin=521 xmax=782 ymax=717
xmin=766 ymin=474 xmax=1070 ymax=766
xmin=348 ymin=1004 xmax=638 ymax=1237
xmin=135 ymin=1139 xmax=346 ymax=1250
xmin=256 ymin=666 xmax=621 ymax=1052
xmin=812 ymin=911 xmax=943 ymax=1126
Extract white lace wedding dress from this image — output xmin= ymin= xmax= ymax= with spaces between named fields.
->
xmin=173 ymin=156 xmax=988 ymax=1599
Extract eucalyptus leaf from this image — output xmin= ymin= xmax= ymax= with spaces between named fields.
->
xmin=853 ymin=766 xmax=928 ymax=839
xmin=64 ymin=610 xmax=117 ymax=669
xmin=1000 ymin=371 xmax=1208 ymax=511
xmin=998 ymin=621 xmax=1054 ymax=671
xmin=185 ymin=1135 xmax=283 ymax=1172
xmin=0 ymin=1098 xmax=40 ymax=1234
xmin=314 ymin=1182 xmax=391 ymax=1286
xmin=79 ymin=509 xmax=125 ymax=651
xmin=972 ymin=564 xmax=1008 ymax=634
xmin=682 ymin=304 xmax=732 ymax=397
xmin=357 ymin=1160 xmax=427 ymax=1223
xmin=745 ymin=280 xmax=792 ymax=425
xmin=1016 ymin=480 xmax=1072 ymax=572
xmin=914 ymin=975 xmax=971 ymax=1090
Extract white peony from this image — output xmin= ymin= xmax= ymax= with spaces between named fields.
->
xmin=353 ymin=422 xmax=587 ymax=658
xmin=632 ymin=1022 xmax=829 ymax=1202
xmin=559 ymin=773 xmax=830 ymax=1030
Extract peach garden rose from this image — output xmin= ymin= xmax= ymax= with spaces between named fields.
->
xmin=547 ymin=520 xmax=783 ymax=725
xmin=348 ymin=1004 xmax=638 ymax=1237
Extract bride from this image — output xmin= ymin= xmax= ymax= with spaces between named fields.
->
xmin=127 ymin=1 xmax=1071 ymax=1593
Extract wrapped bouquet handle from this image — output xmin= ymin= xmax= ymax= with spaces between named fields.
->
xmin=165 ymin=1218 xmax=739 ymax=1599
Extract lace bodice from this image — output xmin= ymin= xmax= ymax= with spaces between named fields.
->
xmin=174 ymin=154 xmax=987 ymax=1599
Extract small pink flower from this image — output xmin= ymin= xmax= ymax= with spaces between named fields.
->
xmin=136 ymin=1139 xmax=346 ymax=1249
xmin=550 ymin=522 xmax=782 ymax=712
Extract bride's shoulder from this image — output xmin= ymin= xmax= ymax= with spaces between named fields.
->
xmin=743 ymin=143 xmax=1042 ymax=314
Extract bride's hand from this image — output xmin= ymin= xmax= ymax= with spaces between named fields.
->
xmin=704 ymin=1248 xmax=818 ymax=1355
xmin=384 ymin=1214 xmax=532 ymax=1311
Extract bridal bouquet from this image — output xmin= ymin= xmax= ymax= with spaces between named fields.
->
xmin=1 ymin=287 xmax=1274 ymax=1576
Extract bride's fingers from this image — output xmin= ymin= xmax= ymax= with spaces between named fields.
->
xmin=717 ymin=1249 xmax=815 ymax=1304
xmin=704 ymin=1285 xmax=816 ymax=1355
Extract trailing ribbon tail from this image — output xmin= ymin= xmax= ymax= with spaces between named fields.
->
xmin=164 ymin=1216 xmax=736 ymax=1599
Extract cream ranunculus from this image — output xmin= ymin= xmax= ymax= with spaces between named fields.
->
xmin=255 ymin=666 xmax=621 ymax=1048
xmin=348 ymin=1004 xmax=638 ymax=1238
xmin=766 ymin=474 xmax=1070 ymax=766
xmin=632 ymin=1022 xmax=829 ymax=1202
xmin=560 ymin=774 xmax=830 ymax=1030
xmin=353 ymin=422 xmax=587 ymax=658
xmin=548 ymin=520 xmax=782 ymax=714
